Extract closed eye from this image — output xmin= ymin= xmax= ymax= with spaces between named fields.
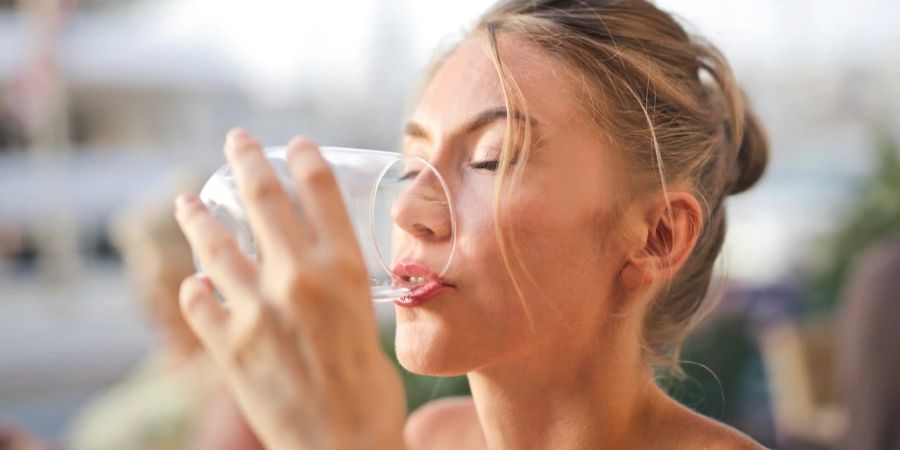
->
xmin=469 ymin=160 xmax=500 ymax=171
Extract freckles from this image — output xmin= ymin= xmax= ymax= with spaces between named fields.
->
xmin=452 ymin=179 xmax=496 ymax=236
xmin=495 ymin=183 xmax=609 ymax=284
xmin=497 ymin=187 xmax=554 ymax=237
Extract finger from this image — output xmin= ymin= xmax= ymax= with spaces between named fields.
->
xmin=179 ymin=273 xmax=230 ymax=357
xmin=285 ymin=137 xmax=358 ymax=251
xmin=175 ymin=193 xmax=259 ymax=305
xmin=224 ymin=129 xmax=307 ymax=264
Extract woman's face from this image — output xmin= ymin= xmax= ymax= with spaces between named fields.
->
xmin=393 ymin=35 xmax=634 ymax=375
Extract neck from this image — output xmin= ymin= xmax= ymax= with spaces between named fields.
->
xmin=467 ymin=321 xmax=660 ymax=449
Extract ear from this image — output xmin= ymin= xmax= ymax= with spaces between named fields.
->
xmin=619 ymin=191 xmax=703 ymax=290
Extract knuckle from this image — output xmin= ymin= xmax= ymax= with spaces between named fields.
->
xmin=225 ymin=303 xmax=271 ymax=368
xmin=330 ymin=252 xmax=366 ymax=279
xmin=178 ymin=276 xmax=213 ymax=315
xmin=204 ymin=234 xmax=232 ymax=260
xmin=297 ymin=163 xmax=335 ymax=189
xmin=302 ymin=249 xmax=366 ymax=285
xmin=176 ymin=197 xmax=205 ymax=222
xmin=284 ymin=270 xmax=328 ymax=300
xmin=243 ymin=176 xmax=283 ymax=202
xmin=222 ymin=343 xmax=247 ymax=370
xmin=178 ymin=276 xmax=201 ymax=303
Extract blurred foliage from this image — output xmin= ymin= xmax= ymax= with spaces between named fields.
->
xmin=808 ymin=130 xmax=900 ymax=311
xmin=658 ymin=315 xmax=754 ymax=420
xmin=380 ymin=323 xmax=470 ymax=414
xmin=658 ymin=314 xmax=774 ymax=444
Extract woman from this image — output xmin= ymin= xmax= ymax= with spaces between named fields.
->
xmin=174 ymin=0 xmax=768 ymax=448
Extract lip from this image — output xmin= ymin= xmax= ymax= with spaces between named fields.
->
xmin=391 ymin=259 xmax=453 ymax=307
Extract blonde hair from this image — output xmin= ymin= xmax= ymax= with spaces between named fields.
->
xmin=414 ymin=0 xmax=768 ymax=373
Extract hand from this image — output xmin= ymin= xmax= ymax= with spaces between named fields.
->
xmin=175 ymin=129 xmax=407 ymax=450
xmin=191 ymin=384 xmax=264 ymax=450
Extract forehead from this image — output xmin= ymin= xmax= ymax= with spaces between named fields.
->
xmin=413 ymin=33 xmax=583 ymax=132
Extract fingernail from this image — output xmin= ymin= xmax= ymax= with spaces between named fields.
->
xmin=227 ymin=128 xmax=249 ymax=143
xmin=175 ymin=194 xmax=199 ymax=211
xmin=288 ymin=136 xmax=311 ymax=148
xmin=194 ymin=273 xmax=213 ymax=288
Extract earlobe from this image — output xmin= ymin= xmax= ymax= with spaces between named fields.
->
xmin=617 ymin=209 xmax=661 ymax=292
xmin=620 ymin=250 xmax=655 ymax=290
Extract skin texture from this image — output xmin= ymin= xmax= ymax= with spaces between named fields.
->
xmin=191 ymin=385 xmax=264 ymax=450
xmin=175 ymin=35 xmax=764 ymax=450
xmin=394 ymin=35 xmax=762 ymax=449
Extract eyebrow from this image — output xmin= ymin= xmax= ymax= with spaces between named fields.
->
xmin=404 ymin=107 xmax=537 ymax=142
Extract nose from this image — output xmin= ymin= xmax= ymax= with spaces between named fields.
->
xmin=390 ymin=170 xmax=453 ymax=242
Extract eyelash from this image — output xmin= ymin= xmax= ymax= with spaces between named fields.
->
xmin=399 ymin=156 xmax=511 ymax=181
xmin=400 ymin=159 xmax=501 ymax=180
xmin=469 ymin=160 xmax=500 ymax=171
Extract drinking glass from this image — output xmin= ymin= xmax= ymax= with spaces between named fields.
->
xmin=196 ymin=146 xmax=456 ymax=303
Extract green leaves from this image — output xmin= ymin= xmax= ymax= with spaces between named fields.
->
xmin=809 ymin=129 xmax=900 ymax=311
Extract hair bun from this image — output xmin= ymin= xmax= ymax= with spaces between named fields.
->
xmin=729 ymin=108 xmax=769 ymax=195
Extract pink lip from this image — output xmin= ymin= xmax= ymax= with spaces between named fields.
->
xmin=391 ymin=259 xmax=453 ymax=307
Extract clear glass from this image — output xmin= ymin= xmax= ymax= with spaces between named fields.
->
xmin=196 ymin=146 xmax=456 ymax=302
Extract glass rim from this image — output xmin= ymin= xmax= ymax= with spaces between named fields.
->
xmin=263 ymin=145 xmax=457 ymax=281
xmin=369 ymin=153 xmax=457 ymax=281
xmin=265 ymin=145 xmax=408 ymax=160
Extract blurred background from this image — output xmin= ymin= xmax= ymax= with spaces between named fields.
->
xmin=0 ymin=0 xmax=898 ymax=449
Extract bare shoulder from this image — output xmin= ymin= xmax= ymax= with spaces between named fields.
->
xmin=689 ymin=414 xmax=767 ymax=450
xmin=404 ymin=396 xmax=486 ymax=450
xmin=652 ymin=399 xmax=768 ymax=450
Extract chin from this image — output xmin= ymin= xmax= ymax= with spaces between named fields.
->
xmin=394 ymin=320 xmax=477 ymax=377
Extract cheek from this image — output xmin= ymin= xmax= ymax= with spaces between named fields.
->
xmin=453 ymin=170 xmax=614 ymax=304
xmin=499 ymin=177 xmax=589 ymax=259
xmin=497 ymin=179 xmax=621 ymax=316
xmin=450 ymin=174 xmax=499 ymax=259
xmin=393 ymin=169 xmax=622 ymax=373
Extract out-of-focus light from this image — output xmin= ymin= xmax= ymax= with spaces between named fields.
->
xmin=142 ymin=0 xmax=376 ymax=105
xmin=657 ymin=0 xmax=900 ymax=72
